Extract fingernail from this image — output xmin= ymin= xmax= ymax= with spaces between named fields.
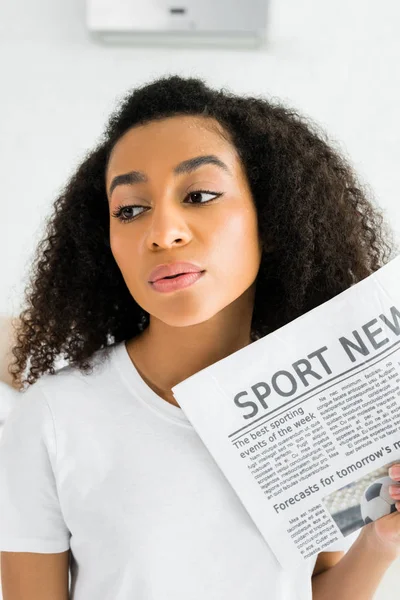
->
xmin=389 ymin=466 xmax=400 ymax=479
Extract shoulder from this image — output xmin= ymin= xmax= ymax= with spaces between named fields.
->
xmin=18 ymin=344 xmax=118 ymax=418
xmin=37 ymin=344 xmax=115 ymax=392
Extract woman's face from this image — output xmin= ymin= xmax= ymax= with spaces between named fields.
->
xmin=105 ymin=115 xmax=263 ymax=328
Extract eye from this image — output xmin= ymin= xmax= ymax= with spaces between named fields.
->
xmin=185 ymin=190 xmax=221 ymax=205
xmin=111 ymin=189 xmax=223 ymax=224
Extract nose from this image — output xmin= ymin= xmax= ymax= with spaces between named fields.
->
xmin=145 ymin=202 xmax=192 ymax=250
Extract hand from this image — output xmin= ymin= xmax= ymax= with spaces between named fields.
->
xmin=365 ymin=463 xmax=400 ymax=560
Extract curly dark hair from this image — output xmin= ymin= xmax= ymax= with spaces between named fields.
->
xmin=9 ymin=74 xmax=395 ymax=390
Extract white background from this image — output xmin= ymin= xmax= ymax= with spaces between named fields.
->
xmin=0 ymin=0 xmax=399 ymax=596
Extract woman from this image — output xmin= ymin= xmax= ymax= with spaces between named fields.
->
xmin=1 ymin=75 xmax=399 ymax=599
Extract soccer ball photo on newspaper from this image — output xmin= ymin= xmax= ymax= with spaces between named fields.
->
xmin=322 ymin=464 xmax=398 ymax=536
xmin=360 ymin=476 xmax=397 ymax=524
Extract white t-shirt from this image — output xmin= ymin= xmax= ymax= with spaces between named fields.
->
xmin=0 ymin=341 xmax=355 ymax=600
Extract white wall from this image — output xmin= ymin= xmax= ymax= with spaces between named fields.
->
xmin=1 ymin=0 xmax=400 ymax=317
xmin=0 ymin=0 xmax=400 ymax=596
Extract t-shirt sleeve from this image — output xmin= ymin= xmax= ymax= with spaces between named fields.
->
xmin=0 ymin=381 xmax=71 ymax=553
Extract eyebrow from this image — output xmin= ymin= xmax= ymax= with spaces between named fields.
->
xmin=108 ymin=154 xmax=231 ymax=198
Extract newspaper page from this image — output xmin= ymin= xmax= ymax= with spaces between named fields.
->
xmin=171 ymin=254 xmax=400 ymax=568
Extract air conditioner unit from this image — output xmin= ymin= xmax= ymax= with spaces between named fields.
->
xmin=86 ymin=0 xmax=268 ymax=48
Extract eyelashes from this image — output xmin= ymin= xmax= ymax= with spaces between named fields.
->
xmin=111 ymin=189 xmax=223 ymax=224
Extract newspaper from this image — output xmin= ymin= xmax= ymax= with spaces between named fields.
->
xmin=171 ymin=254 xmax=400 ymax=568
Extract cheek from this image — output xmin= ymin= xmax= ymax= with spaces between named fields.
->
xmin=110 ymin=229 xmax=138 ymax=276
xmin=213 ymin=209 xmax=261 ymax=289
xmin=215 ymin=208 xmax=260 ymax=259
xmin=109 ymin=231 xmax=124 ymax=268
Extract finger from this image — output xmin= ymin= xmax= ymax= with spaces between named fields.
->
xmin=388 ymin=465 xmax=400 ymax=481
xmin=389 ymin=485 xmax=400 ymax=500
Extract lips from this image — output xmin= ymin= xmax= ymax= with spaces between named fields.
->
xmin=149 ymin=262 xmax=204 ymax=283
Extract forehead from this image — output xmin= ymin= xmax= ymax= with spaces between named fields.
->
xmin=105 ymin=115 xmax=236 ymax=179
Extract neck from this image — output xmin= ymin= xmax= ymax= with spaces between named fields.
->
xmin=125 ymin=285 xmax=256 ymax=406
